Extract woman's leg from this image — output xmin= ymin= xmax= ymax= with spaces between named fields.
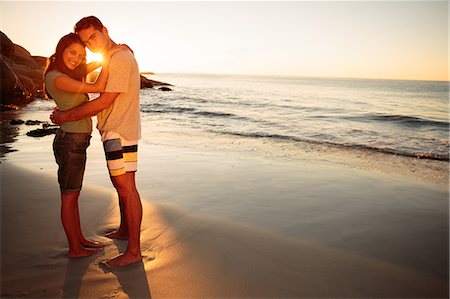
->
xmin=61 ymin=191 xmax=99 ymax=257
xmin=74 ymin=199 xmax=105 ymax=248
xmin=56 ymin=131 xmax=102 ymax=256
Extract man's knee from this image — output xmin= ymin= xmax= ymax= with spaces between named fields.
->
xmin=111 ymin=173 xmax=136 ymax=197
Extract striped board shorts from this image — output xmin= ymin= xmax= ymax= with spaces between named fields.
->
xmin=101 ymin=131 xmax=138 ymax=177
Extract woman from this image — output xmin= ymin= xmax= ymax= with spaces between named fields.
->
xmin=45 ymin=33 xmax=120 ymax=257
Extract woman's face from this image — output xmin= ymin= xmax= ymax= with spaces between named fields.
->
xmin=62 ymin=42 xmax=86 ymax=70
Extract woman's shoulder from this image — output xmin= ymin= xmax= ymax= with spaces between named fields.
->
xmin=46 ymin=69 xmax=67 ymax=80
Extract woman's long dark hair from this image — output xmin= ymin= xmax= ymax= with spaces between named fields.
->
xmin=45 ymin=33 xmax=87 ymax=81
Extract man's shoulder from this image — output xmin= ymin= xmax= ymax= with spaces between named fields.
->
xmin=111 ymin=50 xmax=135 ymax=62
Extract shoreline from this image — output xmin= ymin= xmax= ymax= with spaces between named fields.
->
xmin=2 ymin=98 xmax=448 ymax=189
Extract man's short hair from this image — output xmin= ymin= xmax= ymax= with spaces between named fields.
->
xmin=74 ymin=16 xmax=104 ymax=33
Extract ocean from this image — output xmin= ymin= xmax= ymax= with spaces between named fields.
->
xmin=142 ymin=74 xmax=449 ymax=161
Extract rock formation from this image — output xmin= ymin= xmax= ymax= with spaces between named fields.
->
xmin=140 ymin=75 xmax=172 ymax=89
xmin=1 ymin=31 xmax=46 ymax=109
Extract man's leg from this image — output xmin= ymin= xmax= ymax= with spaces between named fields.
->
xmin=102 ymin=135 xmax=133 ymax=240
xmin=104 ymin=172 xmax=143 ymax=267
xmin=105 ymin=180 xmax=128 ymax=239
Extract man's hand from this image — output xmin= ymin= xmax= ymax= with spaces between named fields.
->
xmin=50 ymin=107 xmax=69 ymax=125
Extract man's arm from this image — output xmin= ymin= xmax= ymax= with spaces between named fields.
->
xmin=51 ymin=92 xmax=120 ymax=125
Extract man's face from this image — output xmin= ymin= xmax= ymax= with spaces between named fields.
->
xmin=77 ymin=25 xmax=110 ymax=54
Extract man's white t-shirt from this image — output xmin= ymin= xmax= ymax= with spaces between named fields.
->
xmin=97 ymin=50 xmax=141 ymax=141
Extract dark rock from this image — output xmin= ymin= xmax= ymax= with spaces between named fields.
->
xmin=10 ymin=119 xmax=24 ymax=125
xmin=11 ymin=63 xmax=43 ymax=81
xmin=26 ymin=128 xmax=58 ymax=137
xmin=25 ymin=120 xmax=42 ymax=125
xmin=10 ymin=53 xmax=37 ymax=69
xmin=9 ymin=44 xmax=38 ymax=69
xmin=13 ymin=44 xmax=31 ymax=57
xmin=0 ymin=104 xmax=19 ymax=111
xmin=158 ymin=87 xmax=172 ymax=91
xmin=140 ymin=75 xmax=173 ymax=89
xmin=16 ymin=75 xmax=35 ymax=97
xmin=1 ymin=56 xmax=19 ymax=91
xmin=0 ymin=56 xmax=29 ymax=105
xmin=32 ymin=56 xmax=48 ymax=69
xmin=140 ymin=75 xmax=153 ymax=88
xmin=9 ymin=65 xmax=44 ymax=98
xmin=0 ymin=31 xmax=14 ymax=57
xmin=1 ymin=31 xmax=46 ymax=106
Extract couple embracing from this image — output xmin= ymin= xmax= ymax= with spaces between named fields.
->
xmin=46 ymin=16 xmax=142 ymax=269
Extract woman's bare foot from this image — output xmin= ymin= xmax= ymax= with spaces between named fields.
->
xmin=69 ymin=247 xmax=101 ymax=258
xmin=101 ymin=252 xmax=142 ymax=268
xmin=105 ymin=230 xmax=128 ymax=240
xmin=80 ymin=239 xmax=105 ymax=249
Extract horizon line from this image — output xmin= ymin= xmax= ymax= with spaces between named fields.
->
xmin=142 ymin=71 xmax=449 ymax=83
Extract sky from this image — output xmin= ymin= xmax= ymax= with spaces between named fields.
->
xmin=0 ymin=1 xmax=448 ymax=81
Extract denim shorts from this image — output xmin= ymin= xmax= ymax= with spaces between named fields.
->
xmin=53 ymin=129 xmax=91 ymax=194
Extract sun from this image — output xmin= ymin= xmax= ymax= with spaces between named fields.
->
xmin=86 ymin=49 xmax=103 ymax=63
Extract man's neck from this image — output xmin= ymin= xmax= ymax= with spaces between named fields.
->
xmin=105 ymin=39 xmax=118 ymax=52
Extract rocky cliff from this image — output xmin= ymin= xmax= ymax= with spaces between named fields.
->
xmin=1 ymin=31 xmax=46 ymax=109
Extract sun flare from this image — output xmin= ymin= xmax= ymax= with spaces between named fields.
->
xmin=86 ymin=50 xmax=103 ymax=63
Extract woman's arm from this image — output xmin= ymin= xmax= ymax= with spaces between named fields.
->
xmin=86 ymin=61 xmax=102 ymax=74
xmin=53 ymin=66 xmax=109 ymax=94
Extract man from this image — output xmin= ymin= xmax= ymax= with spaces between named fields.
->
xmin=51 ymin=16 xmax=142 ymax=268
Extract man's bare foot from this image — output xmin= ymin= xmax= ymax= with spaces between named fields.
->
xmin=101 ymin=252 xmax=142 ymax=268
xmin=81 ymin=239 xmax=105 ymax=249
xmin=105 ymin=230 xmax=128 ymax=240
xmin=69 ymin=247 xmax=101 ymax=258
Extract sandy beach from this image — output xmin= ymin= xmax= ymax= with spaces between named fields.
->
xmin=1 ymin=100 xmax=448 ymax=298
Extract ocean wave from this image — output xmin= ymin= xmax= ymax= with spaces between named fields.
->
xmin=141 ymin=105 xmax=248 ymax=120
xmin=345 ymin=113 xmax=449 ymax=128
xmin=141 ymin=105 xmax=196 ymax=114
xmin=21 ymin=99 xmax=54 ymax=111
xmin=213 ymin=130 xmax=450 ymax=161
